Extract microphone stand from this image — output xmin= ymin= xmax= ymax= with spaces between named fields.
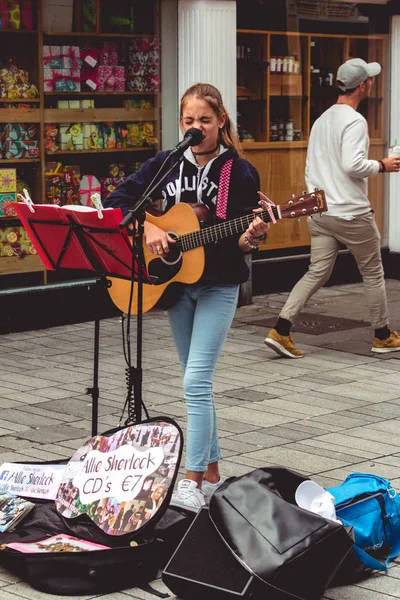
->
xmin=119 ymin=151 xmax=185 ymax=425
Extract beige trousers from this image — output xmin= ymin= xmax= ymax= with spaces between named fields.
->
xmin=280 ymin=211 xmax=388 ymax=329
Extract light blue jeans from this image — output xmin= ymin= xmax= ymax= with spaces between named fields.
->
xmin=167 ymin=284 xmax=239 ymax=472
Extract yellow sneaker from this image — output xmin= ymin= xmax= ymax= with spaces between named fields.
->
xmin=264 ymin=328 xmax=304 ymax=359
xmin=371 ymin=330 xmax=400 ymax=353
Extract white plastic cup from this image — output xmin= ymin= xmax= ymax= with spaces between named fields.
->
xmin=295 ymin=480 xmax=327 ymax=510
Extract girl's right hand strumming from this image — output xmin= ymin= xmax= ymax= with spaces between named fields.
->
xmin=144 ymin=221 xmax=176 ymax=256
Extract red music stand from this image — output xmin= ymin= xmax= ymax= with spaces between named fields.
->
xmin=13 ymin=202 xmax=150 ymax=434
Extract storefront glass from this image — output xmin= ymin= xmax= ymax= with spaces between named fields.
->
xmin=236 ymin=0 xmax=389 ymax=254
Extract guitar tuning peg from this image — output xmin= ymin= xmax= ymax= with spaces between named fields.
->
xmin=292 ymin=194 xmax=296 ymax=198
xmin=302 ymin=190 xmax=307 ymax=195
xmin=314 ymin=187 xmax=319 ymax=191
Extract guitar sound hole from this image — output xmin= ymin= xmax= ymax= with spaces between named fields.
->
xmin=147 ymin=232 xmax=182 ymax=285
xmin=162 ymin=232 xmax=181 ymax=265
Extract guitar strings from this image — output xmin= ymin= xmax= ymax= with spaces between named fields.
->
xmin=176 ymin=206 xmax=279 ymax=252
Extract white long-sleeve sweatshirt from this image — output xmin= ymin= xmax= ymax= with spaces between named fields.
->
xmin=305 ymin=104 xmax=380 ymax=217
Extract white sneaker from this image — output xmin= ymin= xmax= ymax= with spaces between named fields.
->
xmin=202 ymin=478 xmax=223 ymax=502
xmin=170 ymin=479 xmax=206 ymax=513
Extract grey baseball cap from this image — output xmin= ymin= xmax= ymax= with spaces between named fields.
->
xmin=336 ymin=58 xmax=381 ymax=91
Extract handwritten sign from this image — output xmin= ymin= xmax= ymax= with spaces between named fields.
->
xmin=74 ymin=445 xmax=164 ymax=504
xmin=55 ymin=421 xmax=182 ymax=536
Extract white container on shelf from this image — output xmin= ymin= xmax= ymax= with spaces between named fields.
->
xmin=42 ymin=0 xmax=73 ymax=32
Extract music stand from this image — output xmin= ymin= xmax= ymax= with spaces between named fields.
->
xmin=13 ymin=202 xmax=149 ymax=435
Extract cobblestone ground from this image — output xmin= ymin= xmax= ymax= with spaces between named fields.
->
xmin=1 ymin=280 xmax=400 ymax=599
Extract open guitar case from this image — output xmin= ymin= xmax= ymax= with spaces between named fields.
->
xmin=0 ymin=416 xmax=195 ymax=596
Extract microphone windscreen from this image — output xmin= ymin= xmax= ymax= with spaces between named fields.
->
xmin=184 ymin=128 xmax=205 ymax=146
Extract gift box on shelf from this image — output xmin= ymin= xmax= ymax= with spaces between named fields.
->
xmin=21 ymin=0 xmax=33 ymax=30
xmin=0 ymin=193 xmax=17 ymax=217
xmin=4 ymin=123 xmax=37 ymax=141
xmin=53 ymin=68 xmax=80 ymax=92
xmin=3 ymin=140 xmax=39 ymax=159
xmin=44 ymin=123 xmax=59 ymax=153
xmin=43 ymin=67 xmax=54 ymax=92
xmin=142 ymin=121 xmax=157 ymax=145
xmin=79 ymin=174 xmax=101 ymax=206
xmin=57 ymin=99 xmax=81 ymax=109
xmin=0 ymin=225 xmax=36 ymax=257
xmin=126 ymin=122 xmax=142 ymax=147
xmin=114 ymin=66 xmax=125 ymax=91
xmin=0 ymin=169 xmax=17 ymax=193
xmin=8 ymin=1 xmax=21 ymax=30
xmin=127 ymin=37 xmax=160 ymax=91
xmin=100 ymin=163 xmax=126 ymax=200
xmin=0 ymin=64 xmax=38 ymax=98
xmin=80 ymin=44 xmax=99 ymax=69
xmin=101 ymin=122 xmax=118 ymax=148
xmin=81 ymin=68 xmax=99 ymax=91
xmin=98 ymin=42 xmax=119 ymax=66
xmin=59 ymin=123 xmax=84 ymax=151
xmin=60 ymin=45 xmax=81 ymax=70
xmin=100 ymin=176 xmax=121 ymax=200
xmin=82 ymin=123 xmax=103 ymax=149
xmin=97 ymin=65 xmax=114 ymax=91
xmin=45 ymin=162 xmax=81 ymax=206
xmin=43 ymin=45 xmax=61 ymax=68
xmin=123 ymin=98 xmax=153 ymax=109
xmin=108 ymin=163 xmax=126 ymax=179
xmin=80 ymin=99 xmax=95 ymax=108
xmin=126 ymin=122 xmax=157 ymax=147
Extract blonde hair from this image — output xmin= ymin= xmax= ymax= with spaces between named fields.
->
xmin=180 ymin=83 xmax=243 ymax=157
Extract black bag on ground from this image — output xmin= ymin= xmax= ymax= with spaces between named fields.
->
xmin=209 ymin=467 xmax=354 ymax=600
xmin=163 ymin=466 xmax=354 ymax=600
xmin=0 ymin=417 xmax=183 ymax=595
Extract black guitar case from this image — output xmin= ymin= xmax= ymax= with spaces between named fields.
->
xmin=0 ymin=417 xmax=193 ymax=596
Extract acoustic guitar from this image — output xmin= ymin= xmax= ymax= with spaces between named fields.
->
xmin=107 ymin=189 xmax=327 ymax=315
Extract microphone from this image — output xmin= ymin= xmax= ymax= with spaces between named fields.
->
xmin=170 ymin=128 xmax=205 ymax=155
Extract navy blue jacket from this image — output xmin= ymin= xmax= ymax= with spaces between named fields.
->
xmin=104 ymin=148 xmax=260 ymax=284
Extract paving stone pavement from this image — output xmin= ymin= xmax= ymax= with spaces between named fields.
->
xmin=0 ymin=280 xmax=400 ymax=599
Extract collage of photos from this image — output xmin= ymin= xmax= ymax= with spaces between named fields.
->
xmin=55 ymin=421 xmax=181 ymax=536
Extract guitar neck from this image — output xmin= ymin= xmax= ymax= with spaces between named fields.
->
xmin=176 ymin=205 xmax=281 ymax=252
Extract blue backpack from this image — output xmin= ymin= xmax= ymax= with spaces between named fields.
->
xmin=327 ymin=473 xmax=400 ymax=571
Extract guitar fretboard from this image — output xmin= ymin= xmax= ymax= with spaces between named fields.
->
xmin=176 ymin=205 xmax=281 ymax=252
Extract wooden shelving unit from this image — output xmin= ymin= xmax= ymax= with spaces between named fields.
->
xmin=0 ymin=0 xmax=161 ymax=279
xmin=237 ymin=29 xmax=387 ymax=252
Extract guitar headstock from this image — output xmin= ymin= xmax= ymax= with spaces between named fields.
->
xmin=280 ymin=190 xmax=327 ymax=219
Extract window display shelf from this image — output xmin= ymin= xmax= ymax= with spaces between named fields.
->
xmin=0 ymin=0 xmax=161 ymax=284
xmin=237 ymin=29 xmax=387 ymax=252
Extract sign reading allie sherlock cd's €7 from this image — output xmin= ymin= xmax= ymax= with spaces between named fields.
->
xmin=54 ymin=421 xmax=181 ymax=536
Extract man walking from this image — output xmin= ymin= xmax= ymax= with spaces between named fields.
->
xmin=265 ymin=58 xmax=400 ymax=358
